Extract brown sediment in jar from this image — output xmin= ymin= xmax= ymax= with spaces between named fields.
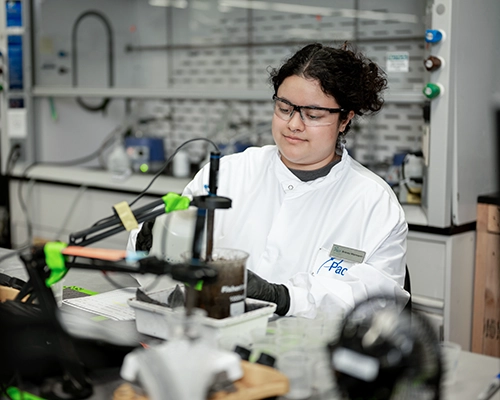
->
xmin=197 ymin=258 xmax=246 ymax=319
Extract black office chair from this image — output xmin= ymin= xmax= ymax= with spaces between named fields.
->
xmin=403 ymin=265 xmax=412 ymax=315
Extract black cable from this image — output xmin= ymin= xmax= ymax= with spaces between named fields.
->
xmin=16 ymin=175 xmax=33 ymax=250
xmin=5 ymin=144 xmax=21 ymax=176
xmin=72 ymin=200 xmax=173 ymax=247
xmin=71 ymin=10 xmax=114 ymax=113
xmin=86 ymin=198 xmax=165 ymax=235
xmin=129 ymin=137 xmax=219 ymax=207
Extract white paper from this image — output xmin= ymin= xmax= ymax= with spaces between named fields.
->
xmin=8 ymin=108 xmax=27 ymax=138
xmin=63 ymin=287 xmax=136 ymax=321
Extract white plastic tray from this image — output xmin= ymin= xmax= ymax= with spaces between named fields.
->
xmin=128 ymin=288 xmax=277 ymax=341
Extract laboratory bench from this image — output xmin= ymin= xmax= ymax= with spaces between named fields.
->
xmin=1 ymin=248 xmax=499 ymax=400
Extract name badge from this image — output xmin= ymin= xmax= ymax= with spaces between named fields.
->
xmin=330 ymin=244 xmax=366 ymax=263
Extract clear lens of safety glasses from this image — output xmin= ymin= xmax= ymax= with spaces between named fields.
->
xmin=272 ymin=95 xmax=345 ymax=127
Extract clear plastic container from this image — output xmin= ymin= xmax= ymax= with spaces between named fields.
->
xmin=150 ymin=208 xmax=197 ymax=263
xmin=107 ymin=139 xmax=131 ymax=179
xmin=128 ymin=289 xmax=276 ymax=342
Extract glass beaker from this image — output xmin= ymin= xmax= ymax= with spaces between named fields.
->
xmin=182 ymin=248 xmax=248 ymax=319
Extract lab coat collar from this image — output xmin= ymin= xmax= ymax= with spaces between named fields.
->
xmin=274 ymin=148 xmax=350 ymax=193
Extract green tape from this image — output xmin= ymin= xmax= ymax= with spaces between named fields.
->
xmin=91 ymin=315 xmax=109 ymax=322
xmin=49 ymin=97 xmax=58 ymax=121
xmin=7 ymin=387 xmax=47 ymax=400
xmin=162 ymin=192 xmax=191 ymax=214
xmin=63 ymin=286 xmax=98 ymax=296
xmin=44 ymin=242 xmax=68 ymax=287
xmin=185 ymin=280 xmax=204 ymax=291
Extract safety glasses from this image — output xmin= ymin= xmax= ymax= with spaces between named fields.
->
xmin=272 ymin=95 xmax=346 ymax=127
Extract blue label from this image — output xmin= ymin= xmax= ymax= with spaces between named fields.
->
xmin=6 ymin=1 xmax=22 ymax=27
xmin=8 ymin=35 xmax=23 ymax=90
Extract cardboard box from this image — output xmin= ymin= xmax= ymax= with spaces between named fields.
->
xmin=472 ymin=200 xmax=500 ymax=357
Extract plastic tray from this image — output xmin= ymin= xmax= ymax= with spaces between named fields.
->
xmin=128 ymin=288 xmax=277 ymax=341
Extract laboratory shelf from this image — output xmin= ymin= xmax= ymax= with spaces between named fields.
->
xmin=31 ymin=86 xmax=426 ymax=104
xmin=31 ymin=87 xmax=273 ymax=101
xmin=10 ymin=165 xmax=191 ymax=197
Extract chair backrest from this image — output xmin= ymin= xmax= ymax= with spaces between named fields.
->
xmin=403 ymin=265 xmax=412 ymax=315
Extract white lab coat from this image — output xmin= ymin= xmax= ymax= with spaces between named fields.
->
xmin=182 ymin=145 xmax=409 ymax=318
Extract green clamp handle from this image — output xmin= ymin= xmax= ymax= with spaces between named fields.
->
xmin=162 ymin=192 xmax=191 ymax=214
xmin=44 ymin=241 xmax=69 ymax=287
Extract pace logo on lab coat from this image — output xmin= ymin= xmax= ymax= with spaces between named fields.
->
xmin=314 ymin=243 xmax=366 ymax=277
xmin=314 ymin=248 xmax=352 ymax=277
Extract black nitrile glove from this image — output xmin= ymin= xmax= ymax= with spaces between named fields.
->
xmin=246 ymin=269 xmax=290 ymax=316
xmin=135 ymin=219 xmax=155 ymax=252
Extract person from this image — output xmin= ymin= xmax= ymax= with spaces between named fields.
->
xmin=129 ymin=42 xmax=409 ymax=319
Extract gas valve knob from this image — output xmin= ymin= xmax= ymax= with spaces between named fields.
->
xmin=423 ymin=83 xmax=444 ymax=99
xmin=424 ymin=56 xmax=444 ymax=72
xmin=425 ymin=29 xmax=445 ymax=44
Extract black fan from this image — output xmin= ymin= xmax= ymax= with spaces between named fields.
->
xmin=328 ymin=296 xmax=443 ymax=400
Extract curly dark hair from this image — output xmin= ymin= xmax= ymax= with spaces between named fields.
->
xmin=269 ymin=42 xmax=387 ymax=134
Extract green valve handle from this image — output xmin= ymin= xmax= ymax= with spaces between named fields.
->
xmin=423 ymin=83 xmax=443 ymax=99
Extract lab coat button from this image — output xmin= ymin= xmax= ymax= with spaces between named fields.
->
xmin=288 ymin=185 xmax=294 ymax=190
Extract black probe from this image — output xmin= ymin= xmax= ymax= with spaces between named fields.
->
xmin=206 ymin=150 xmax=221 ymax=261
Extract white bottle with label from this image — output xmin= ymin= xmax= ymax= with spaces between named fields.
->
xmin=399 ymin=154 xmax=424 ymax=204
xmin=107 ymin=139 xmax=131 ymax=180
xmin=172 ymin=149 xmax=191 ymax=178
